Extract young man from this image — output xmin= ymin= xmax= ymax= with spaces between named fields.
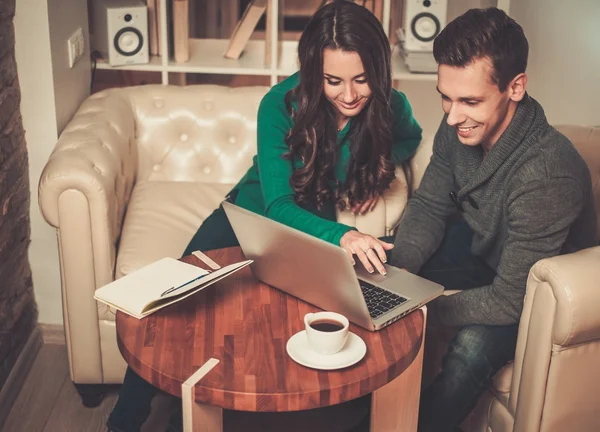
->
xmin=390 ymin=8 xmax=597 ymax=432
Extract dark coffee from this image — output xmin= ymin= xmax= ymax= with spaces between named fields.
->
xmin=310 ymin=319 xmax=344 ymax=332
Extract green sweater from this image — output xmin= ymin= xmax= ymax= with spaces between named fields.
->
xmin=232 ymin=72 xmax=422 ymax=245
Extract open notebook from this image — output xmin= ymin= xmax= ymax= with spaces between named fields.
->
xmin=94 ymin=256 xmax=252 ymax=319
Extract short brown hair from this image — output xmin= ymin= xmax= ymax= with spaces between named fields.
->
xmin=433 ymin=8 xmax=528 ymax=91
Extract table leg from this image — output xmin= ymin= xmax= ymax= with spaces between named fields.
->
xmin=182 ymin=358 xmax=223 ymax=432
xmin=187 ymin=403 xmax=223 ymax=432
xmin=370 ymin=307 xmax=427 ymax=432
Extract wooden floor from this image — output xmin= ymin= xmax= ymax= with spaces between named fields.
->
xmin=2 ymin=343 xmax=371 ymax=432
xmin=1 ymin=343 xmax=175 ymax=432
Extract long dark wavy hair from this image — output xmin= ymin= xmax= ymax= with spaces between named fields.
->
xmin=284 ymin=0 xmax=395 ymax=211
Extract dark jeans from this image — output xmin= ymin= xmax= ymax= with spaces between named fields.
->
xmin=413 ymin=221 xmax=519 ymax=432
xmin=107 ymin=203 xmax=239 ymax=432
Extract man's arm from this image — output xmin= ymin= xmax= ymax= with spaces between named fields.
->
xmin=434 ymin=177 xmax=585 ymax=327
xmin=391 ymin=121 xmax=457 ymax=272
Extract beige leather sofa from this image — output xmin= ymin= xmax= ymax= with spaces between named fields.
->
xmin=39 ymin=85 xmax=600 ymax=430
xmin=37 ymin=85 xmax=408 ymax=405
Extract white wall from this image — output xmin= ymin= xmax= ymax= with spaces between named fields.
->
xmin=511 ymin=0 xmax=600 ymax=126
xmin=48 ymin=0 xmax=91 ymax=133
xmin=15 ymin=0 xmax=60 ymax=325
xmin=15 ymin=0 xmax=90 ymax=324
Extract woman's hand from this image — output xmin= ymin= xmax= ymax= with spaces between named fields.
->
xmin=339 ymin=230 xmax=394 ymax=275
xmin=351 ymin=194 xmax=380 ymax=215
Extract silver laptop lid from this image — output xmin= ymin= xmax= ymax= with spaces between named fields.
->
xmin=222 ymin=202 xmax=374 ymax=330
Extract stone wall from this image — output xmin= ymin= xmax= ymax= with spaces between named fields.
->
xmin=0 ymin=0 xmax=38 ymax=388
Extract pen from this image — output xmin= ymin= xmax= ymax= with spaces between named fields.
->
xmin=160 ymin=273 xmax=209 ymax=297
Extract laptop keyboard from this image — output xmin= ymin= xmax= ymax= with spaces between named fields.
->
xmin=359 ymin=281 xmax=409 ymax=319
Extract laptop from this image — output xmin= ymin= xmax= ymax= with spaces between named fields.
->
xmin=222 ymin=202 xmax=443 ymax=331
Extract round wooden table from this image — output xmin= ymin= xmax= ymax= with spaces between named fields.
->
xmin=116 ymin=247 xmax=425 ymax=431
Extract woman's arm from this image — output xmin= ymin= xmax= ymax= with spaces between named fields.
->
xmin=257 ymin=93 xmax=355 ymax=246
xmin=390 ymin=90 xmax=422 ymax=163
xmin=257 ymin=92 xmax=398 ymax=275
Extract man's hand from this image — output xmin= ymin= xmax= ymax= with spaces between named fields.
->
xmin=351 ymin=194 xmax=380 ymax=215
xmin=340 ymin=230 xmax=393 ymax=275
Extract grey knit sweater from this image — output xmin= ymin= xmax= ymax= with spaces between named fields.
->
xmin=391 ymin=94 xmax=597 ymax=326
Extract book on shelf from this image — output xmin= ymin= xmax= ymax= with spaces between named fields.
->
xmin=172 ymin=0 xmax=190 ymax=63
xmin=224 ymin=0 xmax=268 ymax=60
xmin=145 ymin=0 xmax=159 ymax=56
xmin=264 ymin=0 xmax=272 ymax=67
xmin=156 ymin=0 xmax=163 ymax=55
xmin=94 ymin=255 xmax=253 ymax=319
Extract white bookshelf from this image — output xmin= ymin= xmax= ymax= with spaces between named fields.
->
xmin=96 ymin=54 xmax=163 ymax=72
xmin=168 ymin=39 xmax=272 ymax=75
xmin=96 ymin=0 xmax=510 ymax=86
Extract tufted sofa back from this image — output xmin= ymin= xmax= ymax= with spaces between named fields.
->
xmin=102 ymin=84 xmax=268 ymax=184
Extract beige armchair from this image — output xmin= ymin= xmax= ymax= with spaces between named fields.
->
xmin=37 ymin=85 xmax=409 ymax=406
xmin=413 ymin=126 xmax=600 ymax=432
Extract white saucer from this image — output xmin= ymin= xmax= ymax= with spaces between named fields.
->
xmin=286 ymin=331 xmax=367 ymax=370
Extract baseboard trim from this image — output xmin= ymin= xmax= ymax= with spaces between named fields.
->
xmin=0 ymin=327 xmax=43 ymax=427
xmin=39 ymin=323 xmax=66 ymax=345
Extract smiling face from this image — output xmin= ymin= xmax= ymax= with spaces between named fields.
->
xmin=437 ymin=56 xmax=526 ymax=152
xmin=322 ymin=48 xmax=372 ymax=126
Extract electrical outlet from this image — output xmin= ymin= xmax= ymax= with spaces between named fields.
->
xmin=67 ymin=27 xmax=84 ymax=68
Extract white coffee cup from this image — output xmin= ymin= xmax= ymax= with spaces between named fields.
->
xmin=304 ymin=311 xmax=349 ymax=355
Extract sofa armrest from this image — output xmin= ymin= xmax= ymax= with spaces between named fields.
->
xmin=510 ymin=246 xmax=600 ymax=430
xmin=337 ymin=165 xmax=409 ymax=238
xmin=38 ymin=89 xmax=137 ymax=382
xmin=530 ymin=246 xmax=600 ymax=346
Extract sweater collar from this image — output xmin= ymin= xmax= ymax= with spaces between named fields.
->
xmin=458 ymin=93 xmax=547 ymax=196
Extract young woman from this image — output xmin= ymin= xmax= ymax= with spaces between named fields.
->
xmin=107 ymin=1 xmax=422 ymax=431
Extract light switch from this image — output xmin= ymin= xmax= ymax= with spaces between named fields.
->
xmin=67 ymin=34 xmax=77 ymax=68
xmin=77 ymin=37 xmax=84 ymax=57
xmin=67 ymin=27 xmax=84 ymax=68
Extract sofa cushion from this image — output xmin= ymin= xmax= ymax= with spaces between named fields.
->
xmin=116 ymin=180 xmax=233 ymax=278
xmin=99 ymin=181 xmax=233 ymax=321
